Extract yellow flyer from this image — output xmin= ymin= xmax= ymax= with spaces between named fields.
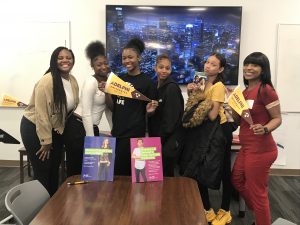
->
xmin=227 ymin=86 xmax=253 ymax=125
xmin=104 ymin=72 xmax=151 ymax=101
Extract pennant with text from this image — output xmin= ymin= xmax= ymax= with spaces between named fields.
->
xmin=0 ymin=94 xmax=27 ymax=107
xmin=227 ymin=86 xmax=253 ymax=125
xmin=104 ymin=72 xmax=151 ymax=102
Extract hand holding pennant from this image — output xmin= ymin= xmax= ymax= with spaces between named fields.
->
xmin=227 ymin=86 xmax=253 ymax=125
xmin=104 ymin=72 xmax=151 ymax=102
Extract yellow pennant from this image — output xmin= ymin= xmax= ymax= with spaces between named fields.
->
xmin=105 ymin=72 xmax=151 ymax=102
xmin=227 ymin=86 xmax=253 ymax=125
xmin=0 ymin=94 xmax=27 ymax=107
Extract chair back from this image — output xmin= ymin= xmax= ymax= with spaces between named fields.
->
xmin=5 ymin=180 xmax=50 ymax=225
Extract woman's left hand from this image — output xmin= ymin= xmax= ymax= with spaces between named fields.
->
xmin=36 ymin=144 xmax=52 ymax=161
xmin=146 ymin=100 xmax=159 ymax=113
xmin=250 ymin=124 xmax=265 ymax=135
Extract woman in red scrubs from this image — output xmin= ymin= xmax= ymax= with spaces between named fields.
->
xmin=231 ymin=52 xmax=282 ymax=225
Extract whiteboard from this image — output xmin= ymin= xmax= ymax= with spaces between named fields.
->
xmin=276 ymin=24 xmax=300 ymax=112
xmin=0 ymin=21 xmax=70 ymax=104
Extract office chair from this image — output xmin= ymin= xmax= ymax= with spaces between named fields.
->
xmin=4 ymin=180 xmax=50 ymax=225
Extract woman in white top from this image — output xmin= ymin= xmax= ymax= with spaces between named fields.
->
xmin=64 ymin=41 xmax=112 ymax=177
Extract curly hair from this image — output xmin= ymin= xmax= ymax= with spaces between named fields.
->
xmin=124 ymin=38 xmax=145 ymax=55
xmin=85 ymin=41 xmax=106 ymax=66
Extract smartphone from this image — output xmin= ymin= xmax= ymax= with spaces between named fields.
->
xmin=193 ymin=72 xmax=207 ymax=84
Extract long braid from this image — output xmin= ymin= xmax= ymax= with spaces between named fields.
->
xmin=45 ymin=47 xmax=75 ymax=115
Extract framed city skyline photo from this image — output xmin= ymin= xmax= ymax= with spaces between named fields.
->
xmin=106 ymin=5 xmax=242 ymax=85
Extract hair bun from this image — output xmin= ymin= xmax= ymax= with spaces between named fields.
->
xmin=85 ymin=41 xmax=105 ymax=61
xmin=125 ymin=38 xmax=145 ymax=55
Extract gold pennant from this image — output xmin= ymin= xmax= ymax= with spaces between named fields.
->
xmin=0 ymin=94 xmax=27 ymax=107
xmin=105 ymin=72 xmax=151 ymax=102
xmin=227 ymin=86 xmax=253 ymax=125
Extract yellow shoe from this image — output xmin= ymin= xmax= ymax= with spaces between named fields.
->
xmin=205 ymin=208 xmax=216 ymax=222
xmin=212 ymin=209 xmax=232 ymax=225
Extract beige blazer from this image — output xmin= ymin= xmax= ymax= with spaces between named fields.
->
xmin=24 ymin=72 xmax=79 ymax=145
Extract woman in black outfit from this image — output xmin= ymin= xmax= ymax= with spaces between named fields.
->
xmin=148 ymin=54 xmax=184 ymax=176
xmin=104 ymin=38 xmax=157 ymax=176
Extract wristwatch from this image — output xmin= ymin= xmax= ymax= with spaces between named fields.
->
xmin=263 ymin=127 xmax=269 ymax=134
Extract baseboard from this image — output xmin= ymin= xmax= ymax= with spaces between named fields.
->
xmin=0 ymin=160 xmax=23 ymax=167
xmin=270 ymin=168 xmax=300 ymax=176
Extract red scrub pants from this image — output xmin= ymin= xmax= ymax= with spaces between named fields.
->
xmin=231 ymin=149 xmax=277 ymax=225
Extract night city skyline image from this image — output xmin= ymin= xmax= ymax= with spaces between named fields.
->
xmin=106 ymin=6 xmax=242 ymax=85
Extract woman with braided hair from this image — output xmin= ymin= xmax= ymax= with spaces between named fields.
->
xmin=20 ymin=47 xmax=79 ymax=196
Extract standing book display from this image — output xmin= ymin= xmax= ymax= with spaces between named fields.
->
xmin=81 ymin=136 xmax=116 ymax=181
xmin=130 ymin=137 xmax=163 ymax=183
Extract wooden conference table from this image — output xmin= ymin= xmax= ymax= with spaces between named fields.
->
xmin=30 ymin=176 xmax=208 ymax=225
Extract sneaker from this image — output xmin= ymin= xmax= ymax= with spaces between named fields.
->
xmin=205 ymin=208 xmax=216 ymax=222
xmin=211 ymin=209 xmax=232 ymax=225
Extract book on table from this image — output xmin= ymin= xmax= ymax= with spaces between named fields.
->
xmin=81 ymin=136 xmax=116 ymax=181
xmin=130 ymin=137 xmax=163 ymax=183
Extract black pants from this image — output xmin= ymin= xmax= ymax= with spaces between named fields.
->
xmin=20 ymin=116 xmax=63 ymax=196
xmin=162 ymin=155 xmax=175 ymax=177
xmin=114 ymin=137 xmax=131 ymax=176
xmin=135 ymin=168 xmax=147 ymax=182
xmin=98 ymin=164 xmax=109 ymax=180
xmin=161 ymin=135 xmax=178 ymax=177
xmin=198 ymin=122 xmax=233 ymax=211
xmin=63 ymin=114 xmax=99 ymax=177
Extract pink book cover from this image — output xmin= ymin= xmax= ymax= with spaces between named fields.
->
xmin=130 ymin=137 xmax=163 ymax=183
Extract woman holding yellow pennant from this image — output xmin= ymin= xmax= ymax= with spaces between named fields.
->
xmin=101 ymin=38 xmax=158 ymax=176
xmin=231 ymin=52 xmax=281 ymax=225
xmin=227 ymin=85 xmax=253 ymax=125
xmin=105 ymin=72 xmax=151 ymax=102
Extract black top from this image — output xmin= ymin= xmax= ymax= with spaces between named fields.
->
xmin=111 ymin=73 xmax=156 ymax=138
xmin=148 ymin=76 xmax=184 ymax=143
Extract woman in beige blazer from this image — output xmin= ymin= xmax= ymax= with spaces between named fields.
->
xmin=20 ymin=46 xmax=79 ymax=196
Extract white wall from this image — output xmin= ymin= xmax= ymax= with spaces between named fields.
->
xmin=0 ymin=0 xmax=299 ymax=169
